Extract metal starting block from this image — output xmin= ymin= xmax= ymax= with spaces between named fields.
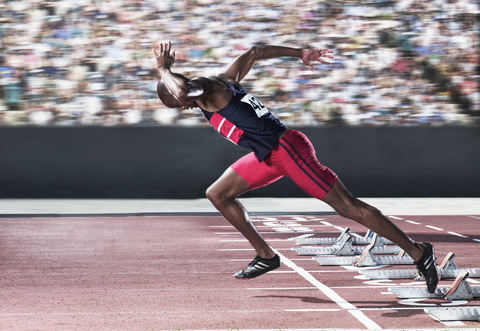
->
xmin=360 ymin=252 xmax=480 ymax=280
xmin=314 ymin=251 xmax=414 ymax=266
xmin=294 ymin=227 xmax=393 ymax=246
xmin=294 ymin=231 xmax=401 ymax=256
xmin=424 ymin=307 xmax=480 ymax=322
xmin=389 ymin=271 xmax=480 ymax=300
xmin=293 ymin=240 xmax=402 ymax=256
xmin=313 ymin=233 xmax=412 ymax=266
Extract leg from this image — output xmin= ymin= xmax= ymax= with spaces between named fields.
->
xmin=278 ymin=130 xmax=438 ymax=292
xmin=322 ymin=179 xmax=423 ymax=260
xmin=322 ymin=179 xmax=440 ymax=293
xmin=205 ymin=167 xmax=276 ymax=259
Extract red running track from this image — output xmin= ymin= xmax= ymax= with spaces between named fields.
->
xmin=1 ymin=213 xmax=480 ymax=330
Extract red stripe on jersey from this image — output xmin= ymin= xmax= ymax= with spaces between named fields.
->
xmin=210 ymin=112 xmax=244 ymax=144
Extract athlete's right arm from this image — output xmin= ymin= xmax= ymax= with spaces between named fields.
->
xmin=223 ymin=45 xmax=334 ymax=83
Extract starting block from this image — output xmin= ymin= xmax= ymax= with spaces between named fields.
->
xmin=314 ymin=251 xmax=413 ymax=266
xmin=294 ymin=231 xmax=401 ymax=256
xmin=360 ymin=252 xmax=480 ymax=280
xmin=294 ymin=227 xmax=393 ymax=246
xmin=389 ymin=270 xmax=480 ymax=300
xmin=424 ymin=307 xmax=480 ymax=322
xmin=313 ymin=233 xmax=412 ymax=266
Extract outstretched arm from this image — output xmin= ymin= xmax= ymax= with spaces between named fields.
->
xmin=223 ymin=45 xmax=334 ymax=82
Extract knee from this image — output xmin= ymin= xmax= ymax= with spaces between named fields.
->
xmin=205 ymin=185 xmax=218 ymax=204
xmin=205 ymin=185 xmax=232 ymax=206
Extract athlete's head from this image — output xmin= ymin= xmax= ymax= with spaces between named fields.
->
xmin=156 ymin=73 xmax=197 ymax=110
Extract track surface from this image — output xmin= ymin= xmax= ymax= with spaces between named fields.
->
xmin=1 ymin=213 xmax=480 ymax=330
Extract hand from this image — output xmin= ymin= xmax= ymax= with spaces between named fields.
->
xmin=301 ymin=48 xmax=334 ymax=70
xmin=153 ymin=41 xmax=176 ymax=71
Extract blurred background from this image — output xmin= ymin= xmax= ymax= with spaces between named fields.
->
xmin=0 ymin=0 xmax=479 ymax=127
xmin=1 ymin=0 xmax=480 ymax=199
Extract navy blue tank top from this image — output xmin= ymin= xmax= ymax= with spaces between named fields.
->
xmin=201 ymin=83 xmax=287 ymax=162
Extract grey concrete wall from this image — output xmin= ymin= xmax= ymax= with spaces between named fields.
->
xmin=1 ymin=126 xmax=479 ymax=198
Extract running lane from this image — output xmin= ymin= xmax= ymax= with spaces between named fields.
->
xmin=1 ymin=214 xmax=479 ymax=330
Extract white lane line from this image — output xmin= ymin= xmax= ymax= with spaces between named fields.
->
xmin=388 ymin=216 xmax=404 ymax=220
xmin=406 ymin=220 xmax=421 ymax=225
xmin=468 ymin=216 xmax=480 ymax=220
xmin=425 ymin=225 xmax=444 ymax=231
xmin=447 ymin=231 xmax=468 ymax=238
xmin=271 ymin=248 xmax=381 ymax=330
xmin=348 ymin=309 xmax=382 ymax=330
xmin=473 ymin=239 xmax=480 ymax=243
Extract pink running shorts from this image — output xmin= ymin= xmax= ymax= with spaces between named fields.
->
xmin=231 ymin=129 xmax=338 ymax=200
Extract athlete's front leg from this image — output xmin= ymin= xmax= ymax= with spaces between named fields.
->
xmin=205 ymin=168 xmax=275 ymax=260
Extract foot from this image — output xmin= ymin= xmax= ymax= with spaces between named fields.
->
xmin=234 ymin=254 xmax=281 ymax=279
xmin=414 ymin=242 xmax=440 ymax=293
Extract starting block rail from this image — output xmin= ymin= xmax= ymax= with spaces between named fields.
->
xmin=424 ymin=307 xmax=480 ymax=322
xmin=294 ymin=231 xmax=401 ymax=256
xmin=293 ymin=244 xmax=402 ymax=256
xmin=314 ymin=252 xmax=414 ymax=266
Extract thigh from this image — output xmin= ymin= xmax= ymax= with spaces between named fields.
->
xmin=208 ymin=166 xmax=252 ymax=198
xmin=277 ymin=130 xmax=338 ymax=200
xmin=230 ymin=152 xmax=283 ymax=190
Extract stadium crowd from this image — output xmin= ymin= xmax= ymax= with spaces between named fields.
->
xmin=0 ymin=0 xmax=479 ymax=126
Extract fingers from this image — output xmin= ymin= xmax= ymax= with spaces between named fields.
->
xmin=153 ymin=41 xmax=174 ymax=58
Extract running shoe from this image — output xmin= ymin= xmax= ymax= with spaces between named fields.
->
xmin=414 ymin=242 xmax=440 ymax=293
xmin=234 ymin=254 xmax=281 ymax=279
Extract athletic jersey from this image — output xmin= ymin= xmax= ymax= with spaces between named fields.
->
xmin=201 ymin=82 xmax=287 ymax=162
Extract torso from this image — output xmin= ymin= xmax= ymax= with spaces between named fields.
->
xmin=199 ymin=77 xmax=288 ymax=162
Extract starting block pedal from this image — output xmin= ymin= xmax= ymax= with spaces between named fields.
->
xmin=389 ymin=271 xmax=480 ymax=300
xmin=424 ymin=307 xmax=480 ymax=322
xmin=294 ymin=227 xmax=393 ymax=246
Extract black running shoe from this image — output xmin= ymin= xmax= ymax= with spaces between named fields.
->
xmin=414 ymin=242 xmax=440 ymax=293
xmin=234 ymin=254 xmax=281 ymax=279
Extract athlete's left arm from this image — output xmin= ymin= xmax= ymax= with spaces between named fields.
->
xmin=222 ymin=45 xmax=334 ymax=83
xmin=153 ymin=41 xmax=207 ymax=103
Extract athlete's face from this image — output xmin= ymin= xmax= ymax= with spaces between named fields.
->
xmin=169 ymin=97 xmax=198 ymax=110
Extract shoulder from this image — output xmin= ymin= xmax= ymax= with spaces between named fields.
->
xmin=213 ymin=74 xmax=243 ymax=89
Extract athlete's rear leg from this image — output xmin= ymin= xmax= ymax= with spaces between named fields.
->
xmin=205 ymin=167 xmax=275 ymax=259
xmin=322 ymin=178 xmax=423 ymax=261
xmin=322 ymin=178 xmax=440 ymax=292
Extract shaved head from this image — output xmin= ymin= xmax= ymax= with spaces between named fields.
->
xmin=156 ymin=73 xmax=190 ymax=108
